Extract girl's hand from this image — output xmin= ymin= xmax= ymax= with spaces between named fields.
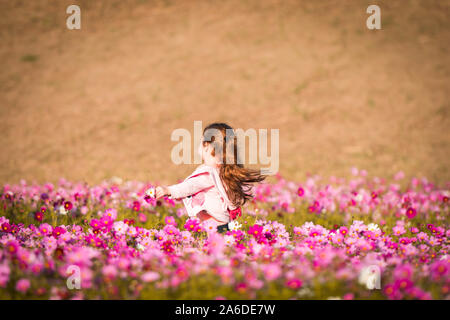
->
xmin=155 ymin=186 xmax=170 ymax=199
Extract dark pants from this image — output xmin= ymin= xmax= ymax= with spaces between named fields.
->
xmin=217 ymin=223 xmax=229 ymax=233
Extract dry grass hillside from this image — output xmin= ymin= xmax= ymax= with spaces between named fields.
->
xmin=0 ymin=0 xmax=449 ymax=187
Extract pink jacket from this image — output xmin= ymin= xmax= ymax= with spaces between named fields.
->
xmin=168 ymin=165 xmax=239 ymax=224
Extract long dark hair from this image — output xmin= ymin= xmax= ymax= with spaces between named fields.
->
xmin=202 ymin=122 xmax=266 ymax=207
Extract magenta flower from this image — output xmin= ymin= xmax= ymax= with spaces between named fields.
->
xmin=52 ymin=226 xmax=66 ymax=238
xmin=184 ymin=219 xmax=199 ymax=232
xmin=394 ymin=278 xmax=413 ymax=291
xmin=0 ymin=170 xmax=448 ymax=300
xmin=6 ymin=240 xmax=18 ymax=255
xmin=1 ymin=222 xmax=11 ymax=233
xmin=383 ymin=283 xmax=398 ymax=299
xmin=161 ymin=240 xmax=174 ymax=254
xmin=64 ymin=201 xmax=73 ymax=211
xmin=247 ymin=224 xmax=263 ymax=238
xmin=100 ymin=216 xmax=113 ymax=231
xmin=309 ymin=229 xmax=321 ymax=237
xmin=235 ymin=282 xmax=248 ymax=294
xmin=132 ymin=201 xmax=141 ymax=212
xmin=34 ymin=211 xmax=44 ymax=222
xmin=430 ymin=261 xmax=448 ymax=281
xmin=90 ymin=219 xmax=101 ymax=230
xmin=406 ymin=207 xmax=417 ymax=219
xmin=285 ymin=278 xmax=302 ymax=289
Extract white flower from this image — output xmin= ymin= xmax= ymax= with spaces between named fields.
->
xmin=113 ymin=221 xmax=128 ymax=235
xmin=355 ymin=193 xmax=363 ymax=202
xmin=58 ymin=206 xmax=67 ymax=215
xmin=327 ymin=296 xmax=341 ymax=300
xmin=145 ymin=187 xmax=155 ymax=198
xmin=367 ymin=223 xmax=380 ymax=232
xmin=136 ymin=243 xmax=145 ymax=251
xmin=224 ymin=235 xmax=235 ymax=246
xmin=228 ymin=221 xmax=242 ymax=231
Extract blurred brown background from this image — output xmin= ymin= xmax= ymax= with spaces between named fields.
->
xmin=0 ymin=0 xmax=449 ymax=186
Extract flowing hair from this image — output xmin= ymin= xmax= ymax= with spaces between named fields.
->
xmin=202 ymin=122 xmax=266 ymax=207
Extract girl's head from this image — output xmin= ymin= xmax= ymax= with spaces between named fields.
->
xmin=200 ymin=122 xmax=266 ymax=207
xmin=197 ymin=122 xmax=234 ymax=166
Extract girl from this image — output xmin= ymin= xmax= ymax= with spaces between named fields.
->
xmin=155 ymin=122 xmax=266 ymax=232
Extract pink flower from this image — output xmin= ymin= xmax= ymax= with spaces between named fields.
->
xmin=339 ymin=226 xmax=348 ymax=236
xmin=16 ymin=278 xmax=30 ymax=293
xmin=394 ymin=171 xmax=405 ymax=180
xmin=343 ymin=293 xmax=354 ymax=300
xmin=141 ymin=271 xmax=160 ymax=282
xmin=262 ymin=263 xmax=281 ymax=281
xmin=417 ymin=232 xmax=428 ymax=241
xmin=410 ymin=227 xmax=419 ymax=233
xmin=164 ymin=216 xmax=177 ymax=226
xmin=392 ymin=225 xmax=406 ymax=236
xmin=430 ymin=261 xmax=448 ymax=281
xmin=39 ymin=223 xmax=52 ymax=236
xmin=138 ymin=213 xmax=147 ymax=223
xmin=80 ymin=206 xmax=88 ymax=215
xmin=102 ymin=265 xmax=117 ymax=280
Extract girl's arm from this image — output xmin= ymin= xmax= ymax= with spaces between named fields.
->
xmin=156 ymin=172 xmax=214 ymax=199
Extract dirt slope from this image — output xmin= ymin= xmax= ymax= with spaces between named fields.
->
xmin=0 ymin=0 xmax=449 ymax=187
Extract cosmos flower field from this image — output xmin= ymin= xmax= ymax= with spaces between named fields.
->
xmin=0 ymin=169 xmax=448 ymax=300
